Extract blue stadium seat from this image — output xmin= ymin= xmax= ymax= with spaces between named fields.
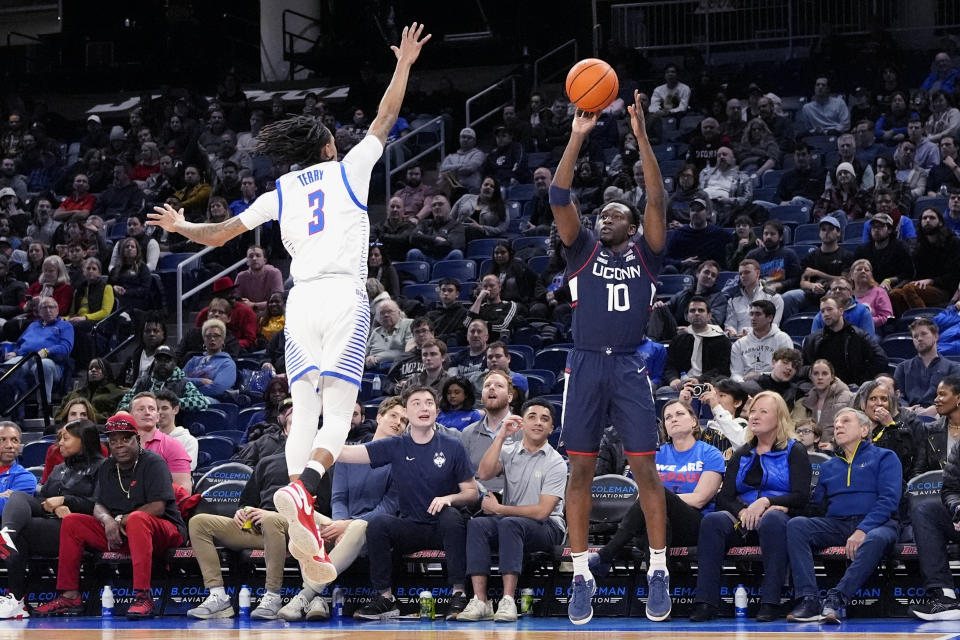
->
xmin=180 ymin=408 xmax=230 ymax=434
xmin=781 ymin=312 xmax=818 ymax=339
xmin=894 ymin=307 xmax=946 ymax=333
xmin=793 ymin=223 xmax=821 ymax=245
xmin=507 ymin=183 xmax=535 ymax=202
xmin=522 ymin=373 xmax=552 ymax=397
xmin=431 ymin=260 xmax=476 ymax=283
xmin=839 ymin=241 xmax=861 ymax=253
xmin=207 ymin=402 xmax=239 ymax=428
xmin=527 ymin=151 xmax=550 ymax=169
xmin=478 ymin=259 xmax=493 ymax=277
xmin=881 ymin=335 xmax=917 ymax=359
xmin=792 ymin=244 xmax=817 ymax=258
xmin=762 ymin=170 xmax=786 ymax=189
xmin=402 ymin=283 xmax=439 ymax=302
xmin=769 ymin=205 xmax=810 ymax=226
xmin=655 ymin=274 xmax=694 ymax=299
xmin=527 ymin=255 xmax=550 ymax=274
xmin=206 ymin=430 xmax=246 ymax=445
xmin=534 ymin=347 xmax=572 ymax=375
xmin=466 ymin=238 xmax=503 ymax=260
xmin=652 ymin=144 xmax=677 ymax=160
xmin=19 ymin=441 xmax=48 ymax=468
xmin=753 ymin=187 xmax=777 ymax=203
xmin=157 ymin=253 xmax=199 ymax=272
xmin=393 ymin=261 xmax=431 ymax=283
xmin=239 ymin=406 xmax=265 ymax=429
xmin=913 ymin=196 xmax=948 ymax=218
xmin=843 ymin=220 xmax=866 ymax=241
xmin=507 ymin=345 xmax=535 ymax=371
xmin=715 ymin=271 xmax=739 ymax=290
xmin=517 ymin=368 xmax=557 ymax=394
xmin=196 ymin=436 xmax=237 ymax=465
xmin=512 ymin=236 xmax=549 ymax=253
xmin=458 ymin=282 xmax=477 ymax=301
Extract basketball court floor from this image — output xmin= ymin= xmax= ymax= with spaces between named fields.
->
xmin=2 ymin=617 xmax=956 ymax=640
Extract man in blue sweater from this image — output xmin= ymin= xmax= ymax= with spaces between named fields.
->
xmin=0 ymin=422 xmax=38 ymax=514
xmin=785 ymin=408 xmax=902 ymax=624
xmin=809 ymin=276 xmax=876 ymax=336
xmin=2 ymin=296 xmax=73 ymax=405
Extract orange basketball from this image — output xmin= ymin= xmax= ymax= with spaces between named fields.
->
xmin=565 ymin=58 xmax=619 ymax=113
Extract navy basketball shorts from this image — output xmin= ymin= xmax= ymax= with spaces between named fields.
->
xmin=559 ymin=348 xmax=659 ymax=456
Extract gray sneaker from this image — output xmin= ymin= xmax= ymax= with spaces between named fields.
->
xmin=494 ymin=595 xmax=518 ymax=622
xmin=456 ymin=597 xmax=493 ymax=622
xmin=278 ymin=591 xmax=312 ymax=621
xmin=187 ymin=593 xmax=234 ymax=619
xmin=251 ymin=592 xmax=284 ymax=620
xmin=305 ymin=596 xmax=330 ymax=621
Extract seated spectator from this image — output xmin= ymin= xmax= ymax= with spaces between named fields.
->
xmin=439 ymin=127 xmax=485 ymax=194
xmin=785 ymin=408 xmax=901 ymax=624
xmin=894 ymin=318 xmax=960 ymax=412
xmin=65 ymin=256 xmax=113 ymax=367
xmin=155 ymin=389 xmax=197 ymax=470
xmin=0 ymin=253 xmax=26 ymax=322
xmin=177 ymin=297 xmax=241 ymax=364
xmin=234 ymin=400 xmax=291 ymax=468
xmin=652 ymin=260 xmax=727 ymax=336
xmin=0 ymin=419 xmax=98 ymax=620
xmin=183 ymin=318 xmax=237 ymax=401
xmin=194 ymin=278 xmax=258 ymax=350
xmin=936 ymin=300 xmax=960 ymax=357
xmin=108 ymin=237 xmax=153 ymax=311
xmin=736 ymin=118 xmax=780 ymax=177
xmin=56 ymin=359 xmax=125 ymax=423
xmin=458 ymin=399 xmax=567 ymax=622
xmin=867 ymin=169 xmax=922 ymax=241
xmin=520 ymin=167 xmax=553 ymax=236
xmin=947 ymin=189 xmax=960 ymax=236
xmin=664 ymin=198 xmax=731 ymax=274
xmin=119 ymin=313 xmax=166 ymax=386
xmin=680 ymin=379 xmax=749 ymax=449
xmin=437 ymin=377 xmax=483 ymax=431
xmin=256 ymin=291 xmax=285 ymax=347
xmin=830 ymin=134 xmax=875 ymax=192
xmin=372 ymin=198 xmax=414 ymax=263
xmin=385 ymin=318 xmax=437 ymax=392
xmin=698 ymin=146 xmax=753 ymax=225
xmin=338 ymin=387 xmax=477 ymax=621
xmin=426 ymin=278 xmax=467 ymax=346
xmin=365 ymin=300 xmax=412 ymax=370
xmin=850 ymin=258 xmax=893 ymax=332
xmin=666 ymin=164 xmax=710 ymax=228
xmin=776 ymin=143 xmax=827 ymax=205
xmin=685 ymin=118 xmax=731 ymax=172
xmin=927 ymin=135 xmax=960 ymax=195
xmin=730 ymin=300 xmax=794 ymax=382
xmin=449 ymin=318 xmax=489 ymax=378
xmin=368 ymin=242 xmax=400 ymax=299
xmin=407 ymin=194 xmax=466 ymax=264
xmin=90 ymin=163 xmax=145 ymax=221
xmin=529 ymin=250 xmax=573 ymax=327
xmin=803 ymin=295 xmax=887 ymax=386
xmin=649 ymin=64 xmax=690 ymax=115
xmin=853 ymin=212 xmax=915 ymax=289
xmin=875 ymin=91 xmax=913 ymax=146
xmin=34 ymin=412 xmax=186 ymax=619
xmin=25 ymin=254 xmax=74 ymax=316
xmin=23 ymin=197 xmax=58 ymax=247
xmin=813 ymin=163 xmax=869 ymax=222
xmin=119 ymin=344 xmax=209 ymax=412
xmin=127 ymin=392 xmax=193 ymax=490
xmin=467 ymin=341 xmax=529 ymax=401
xmin=892 ymin=139 xmax=929 ymax=200
xmin=1 ymin=295 xmax=73 ymax=405
xmin=854 ymin=119 xmax=885 ymax=164
xmin=720 ymin=98 xmax=746 ymax=142
xmin=173 ymin=165 xmax=212 ymax=221
xmin=484 ymin=241 xmax=536 ymax=305
xmin=744 ymin=220 xmax=800 ymax=295
xmin=467 ymin=274 xmax=525 ymax=342
xmin=799 ymin=76 xmax=851 ymax=134
xmin=392 ymin=165 xmax=432 ymax=219
xmin=724 ymin=259 xmax=784 ymax=337
xmin=402 ymin=338 xmax=448 ymax=395
xmin=891 ymin=209 xmax=960 ymax=314
xmin=482 ymin=128 xmax=527 ymax=187
xmin=782 ymin=215 xmax=852 ymax=319
xmin=914 ymin=377 xmax=960 ymax=482
xmin=689 ymin=392 xmax=811 ymax=622
xmin=751 ymin=347 xmax=803 ymax=410
xmin=810 ymin=276 xmax=875 ymax=336
xmin=455 ymin=177 xmax=510 ymax=243
xmin=757 ymin=94 xmax=794 ymax=152
xmin=725 ymin=215 xmax=758 ymax=271
xmin=664 ymin=297 xmax=732 ymax=390
xmin=794 ymin=420 xmax=822 ymax=452
xmin=851 ymin=380 xmax=921 ymax=477
xmin=235 ymin=245 xmax=283 ymax=314
xmin=922 ymin=52 xmax=960 ymax=97
xmin=0 ymin=422 xmax=36 ymax=513
xmin=791 ymin=359 xmax=854 ymax=447
xmin=588 ymin=399 xmax=723 ymax=577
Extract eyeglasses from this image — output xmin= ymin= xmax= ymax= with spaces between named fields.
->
xmin=203 ymin=333 xmax=224 ymax=339
xmin=796 ymin=429 xmax=814 ymax=435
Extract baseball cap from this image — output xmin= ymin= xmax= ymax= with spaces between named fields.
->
xmin=211 ymin=276 xmax=237 ymax=293
xmin=105 ymin=411 xmax=138 ymax=434
xmin=836 ymin=162 xmax=856 ymax=178
xmin=87 ymin=114 xmax=101 ymax=124
xmin=818 ymin=215 xmax=841 ymax=229
xmin=459 ymin=127 xmax=476 ymax=138
xmin=109 ymin=126 xmax=125 ymax=141
xmin=0 ymin=188 xmax=16 ymax=200
xmin=690 ymin=197 xmax=708 ymax=210
xmin=153 ymin=344 xmax=175 ymax=360
xmin=871 ymin=213 xmax=895 ymax=227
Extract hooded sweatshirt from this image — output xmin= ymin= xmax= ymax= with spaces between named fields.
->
xmin=665 ymin=323 xmax=732 ymax=383
xmin=729 ymin=325 xmax=795 ymax=381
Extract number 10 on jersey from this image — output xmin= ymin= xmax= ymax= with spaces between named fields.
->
xmin=606 ymin=283 xmax=630 ymax=311
xmin=308 ymin=188 xmax=325 ymax=234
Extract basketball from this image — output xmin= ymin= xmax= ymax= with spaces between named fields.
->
xmin=565 ymin=58 xmax=619 ymax=113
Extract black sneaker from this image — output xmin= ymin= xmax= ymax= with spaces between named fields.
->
xmin=446 ymin=591 xmax=470 ymax=620
xmin=755 ymin=602 xmax=780 ymax=622
xmin=688 ymin=602 xmax=717 ymax=622
xmin=787 ymin=595 xmax=822 ymax=623
xmin=353 ymin=595 xmax=400 ymax=621
xmin=820 ymin=588 xmax=846 ymax=624
xmin=910 ymin=594 xmax=960 ymax=621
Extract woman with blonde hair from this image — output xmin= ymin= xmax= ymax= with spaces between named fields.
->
xmin=24 ymin=254 xmax=73 ymax=315
xmin=792 ymin=359 xmax=855 ymax=448
xmin=737 ymin=118 xmax=780 ymax=177
xmin=690 ymin=391 xmax=810 ymax=622
xmin=850 ymin=258 xmax=893 ymax=331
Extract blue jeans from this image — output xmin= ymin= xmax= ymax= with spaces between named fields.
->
xmin=694 ymin=508 xmax=790 ymax=607
xmin=787 ymin=515 xmax=898 ymax=599
xmin=406 ymin=248 xmax=465 ymax=265
xmin=465 ymin=515 xmax=564 ymax=576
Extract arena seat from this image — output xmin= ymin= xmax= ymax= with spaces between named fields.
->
xmin=527 ymin=254 xmax=550 ymax=274
xmin=466 ymin=238 xmax=503 ymax=259
xmin=655 ymin=274 xmax=694 ymax=299
xmin=196 ymin=435 xmax=237 ymax=465
xmin=393 ymin=260 xmax=431 ymax=283
xmin=781 ymin=312 xmax=818 ymax=339
xmin=19 ymin=441 xmax=48 ymax=468
xmin=533 ymin=347 xmax=571 ymax=375
xmin=194 ymin=461 xmax=253 ymax=494
xmin=769 ymin=204 xmax=810 ymax=226
xmin=880 ymin=335 xmax=916 ymax=359
xmin=431 ymin=260 xmax=476 ymax=283
xmin=193 ymin=479 xmax=245 ymax=517
xmin=402 ymin=283 xmax=439 ymax=302
xmin=512 ymin=236 xmax=549 ymax=253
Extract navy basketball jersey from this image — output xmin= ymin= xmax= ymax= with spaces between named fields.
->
xmin=564 ymin=227 xmax=663 ymax=350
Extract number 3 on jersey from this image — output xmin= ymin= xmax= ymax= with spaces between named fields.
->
xmin=307 ymin=188 xmax=325 ymax=234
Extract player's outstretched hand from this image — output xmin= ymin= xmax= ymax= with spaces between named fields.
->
xmin=148 ymin=203 xmax=186 ymax=234
xmin=627 ymin=89 xmax=648 ymax=143
xmin=391 ymin=22 xmax=432 ymax=65
xmin=571 ymin=109 xmax=598 ymax=136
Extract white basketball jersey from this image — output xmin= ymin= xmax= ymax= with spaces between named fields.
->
xmin=238 ymin=135 xmax=383 ymax=285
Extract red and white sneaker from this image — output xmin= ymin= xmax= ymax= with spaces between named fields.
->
xmin=274 ymin=480 xmax=338 ymax=584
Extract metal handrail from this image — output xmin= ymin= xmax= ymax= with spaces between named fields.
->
xmin=281 ymin=8 xmax=322 ymax=80
xmin=383 ymin=116 xmax=446 ymax=200
xmin=175 ymin=229 xmax=260 ymax=344
xmin=533 ymin=39 xmax=578 ymax=89
xmin=465 ymin=76 xmax=517 ymax=130
xmin=0 ymin=351 xmax=51 ymax=428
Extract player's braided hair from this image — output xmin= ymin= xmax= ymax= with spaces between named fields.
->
xmin=254 ymin=115 xmax=333 ymax=166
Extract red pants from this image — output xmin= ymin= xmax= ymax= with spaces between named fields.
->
xmin=57 ymin=512 xmax=184 ymax=592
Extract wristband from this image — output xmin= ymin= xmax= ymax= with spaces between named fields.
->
xmin=548 ymin=184 xmax=571 ymax=206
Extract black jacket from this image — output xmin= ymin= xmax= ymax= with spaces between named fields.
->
xmin=802 ymin=323 xmax=888 ymax=385
xmin=942 ymin=435 xmax=960 ymax=516
xmin=41 ymin=453 xmax=106 ymax=514
xmin=664 ymin=330 xmax=732 ymax=384
xmin=916 ymin=415 xmax=951 ymax=476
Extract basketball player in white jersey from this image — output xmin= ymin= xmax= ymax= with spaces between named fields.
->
xmin=148 ymin=22 xmax=431 ymax=584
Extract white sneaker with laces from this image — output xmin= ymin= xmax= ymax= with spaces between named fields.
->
xmin=494 ymin=595 xmax=518 ymax=622
xmin=251 ymin=592 xmax=284 ymax=620
xmin=305 ymin=596 xmax=330 ymax=620
xmin=0 ymin=594 xmax=28 ymax=619
xmin=186 ymin=593 xmax=234 ymax=619
xmin=456 ymin=597 xmax=493 ymax=622
xmin=278 ymin=591 xmax=312 ymax=621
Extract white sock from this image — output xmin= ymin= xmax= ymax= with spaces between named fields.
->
xmin=209 ymin=587 xmax=226 ymax=600
xmin=648 ymin=547 xmax=668 ymax=574
xmin=572 ymin=551 xmax=594 ymax=581
xmin=305 ymin=460 xmax=326 ymax=477
xmin=943 ymin=588 xmax=957 ymax=599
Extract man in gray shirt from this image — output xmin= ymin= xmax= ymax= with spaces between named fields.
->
xmin=456 ymin=398 xmax=567 ymax=622
xmin=459 ymin=370 xmax=521 ymax=494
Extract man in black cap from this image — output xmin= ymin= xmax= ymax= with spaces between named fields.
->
xmin=664 ymin=197 xmax=732 ymax=274
xmin=482 ymin=126 xmax=528 ymax=186
xmin=34 ymin=411 xmax=186 ymax=619
xmin=119 ymin=344 xmax=210 ymax=412
xmin=853 ymin=212 xmax=915 ymax=290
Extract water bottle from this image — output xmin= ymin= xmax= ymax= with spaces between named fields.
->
xmin=101 ymin=585 xmax=114 ymax=617
xmin=941 ymin=184 xmax=950 ymax=197
xmin=372 ymin=375 xmax=382 ymax=393
xmin=734 ymin=584 xmax=748 ymax=618
xmin=239 ymin=585 xmax=251 ymax=617
xmin=332 ymin=587 xmax=344 ymax=618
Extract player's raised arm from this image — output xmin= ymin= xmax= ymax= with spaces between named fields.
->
xmin=550 ymin=110 xmax=598 ymax=247
xmin=368 ymin=22 xmax=432 ymax=146
xmin=147 ymin=203 xmax=249 ymax=247
xmin=629 ymin=90 xmax=666 ymax=252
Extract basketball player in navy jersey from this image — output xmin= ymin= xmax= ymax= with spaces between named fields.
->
xmin=549 ymin=91 xmax=670 ymax=624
